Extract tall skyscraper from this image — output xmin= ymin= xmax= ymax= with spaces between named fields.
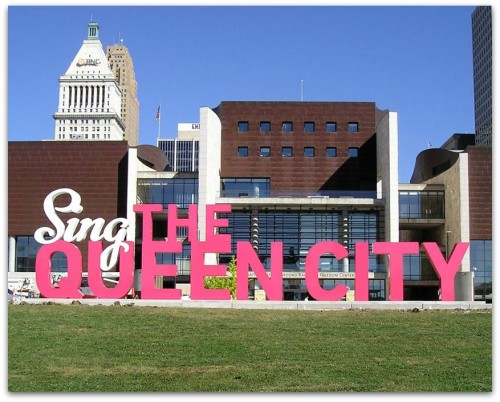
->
xmin=107 ymin=42 xmax=140 ymax=146
xmin=472 ymin=6 xmax=492 ymax=147
xmin=53 ymin=22 xmax=125 ymax=141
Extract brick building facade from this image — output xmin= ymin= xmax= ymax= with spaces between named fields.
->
xmin=215 ymin=101 xmax=378 ymax=194
xmin=8 ymin=141 xmax=130 ymax=277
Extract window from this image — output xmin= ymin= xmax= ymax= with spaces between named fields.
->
xmin=238 ymin=121 xmax=249 ymax=132
xmin=348 ymin=147 xmax=359 ymax=157
xmin=15 ymin=236 xmax=67 ymax=273
xmin=137 ymin=178 xmax=199 ymax=209
xmin=238 ymin=146 xmax=249 ymax=157
xmin=282 ymin=147 xmax=293 ymax=157
xmin=326 ymin=122 xmax=337 ymax=132
xmin=399 ymin=190 xmax=445 ymax=219
xmin=347 ymin=212 xmax=382 ymax=273
xmin=260 ymin=121 xmax=271 ymax=132
xmin=348 ymin=122 xmax=359 ymax=132
xmin=470 ymin=240 xmax=492 ymax=302
xmin=304 ymin=147 xmax=315 ymax=157
xmin=326 ymin=147 xmax=337 ymax=157
xmin=304 ymin=122 xmax=315 ymax=132
xmin=282 ymin=122 xmax=293 ymax=132
xmin=221 ymin=178 xmax=270 ymax=198
xmin=260 ymin=147 xmax=271 ymax=157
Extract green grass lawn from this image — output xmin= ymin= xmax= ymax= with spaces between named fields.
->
xmin=8 ymin=304 xmax=491 ymax=392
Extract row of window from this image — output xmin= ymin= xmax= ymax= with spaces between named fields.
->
xmin=59 ymin=108 xmax=113 ymax=113
xmin=59 ymin=126 xmax=111 ymax=132
xmin=57 ymin=119 xmax=112 ymax=125
xmin=57 ymin=133 xmax=113 ymax=140
xmin=67 ymin=74 xmax=104 ymax=79
xmin=237 ymin=146 xmax=359 ymax=158
xmin=237 ymin=121 xmax=359 ymax=133
xmin=137 ymin=178 xmax=199 ymax=209
xmin=398 ymin=190 xmax=445 ymax=219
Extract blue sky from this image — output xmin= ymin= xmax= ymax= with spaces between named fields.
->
xmin=7 ymin=3 xmax=478 ymax=182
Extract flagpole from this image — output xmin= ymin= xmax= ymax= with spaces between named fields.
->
xmin=157 ymin=104 xmax=161 ymax=143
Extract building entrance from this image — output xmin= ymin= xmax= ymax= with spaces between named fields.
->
xmin=284 ymin=290 xmax=309 ymax=301
xmin=404 ymin=284 xmax=440 ymax=301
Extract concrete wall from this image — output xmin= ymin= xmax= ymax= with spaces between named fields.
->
xmin=376 ymin=110 xmax=399 ymax=243
xmin=375 ymin=110 xmax=399 ymax=301
xmin=127 ymin=147 xmax=138 ymax=242
xmin=198 ymin=107 xmax=222 ymax=257
xmin=423 ymin=153 xmax=472 ymax=300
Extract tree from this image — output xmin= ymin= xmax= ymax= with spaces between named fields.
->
xmin=204 ymin=256 xmax=237 ymax=299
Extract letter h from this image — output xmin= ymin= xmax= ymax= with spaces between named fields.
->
xmin=167 ymin=204 xmax=198 ymax=244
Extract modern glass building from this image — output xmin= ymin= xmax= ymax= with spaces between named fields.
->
xmin=130 ymin=101 xmax=399 ymax=300
xmin=125 ymin=101 xmax=485 ymax=302
xmin=7 ymin=21 xmax=488 ymax=303
xmin=8 ymin=106 xmax=488 ymax=302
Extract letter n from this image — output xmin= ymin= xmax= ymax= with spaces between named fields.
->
xmin=236 ymin=242 xmax=283 ymax=300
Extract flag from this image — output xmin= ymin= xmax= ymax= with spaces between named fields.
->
xmin=156 ymin=105 xmax=161 ymax=122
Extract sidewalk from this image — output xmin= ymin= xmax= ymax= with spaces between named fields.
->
xmin=11 ymin=298 xmax=492 ymax=311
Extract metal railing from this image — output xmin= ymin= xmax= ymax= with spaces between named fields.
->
xmin=219 ymin=189 xmax=381 ymax=199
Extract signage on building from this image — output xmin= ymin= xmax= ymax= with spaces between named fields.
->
xmin=34 ymin=188 xmax=469 ymax=302
xmin=251 ymin=272 xmax=358 ymax=279
xmin=76 ymin=58 xmax=101 ymax=67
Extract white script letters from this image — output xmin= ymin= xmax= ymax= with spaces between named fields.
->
xmin=34 ymin=188 xmax=129 ymax=270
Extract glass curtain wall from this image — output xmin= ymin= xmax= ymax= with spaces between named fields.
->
xmin=221 ymin=178 xmax=270 ymax=198
xmin=399 ymin=191 xmax=445 ymax=219
xmin=403 ymin=255 xmax=439 ymax=280
xmin=221 ymin=209 xmax=383 ymax=273
xmin=137 ymin=178 xmax=198 ymax=208
xmin=348 ymin=212 xmax=384 ymax=272
xmin=14 ymin=236 xmax=67 ymax=272
xmin=470 ymin=240 xmax=492 ymax=302
xmin=221 ymin=210 xmax=341 ymax=270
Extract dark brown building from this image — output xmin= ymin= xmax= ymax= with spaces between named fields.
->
xmin=8 ymin=141 xmax=130 ymax=275
xmin=214 ymin=101 xmax=379 ymax=195
xmin=205 ymin=101 xmax=398 ymax=301
xmin=467 ymin=147 xmax=492 ymax=240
